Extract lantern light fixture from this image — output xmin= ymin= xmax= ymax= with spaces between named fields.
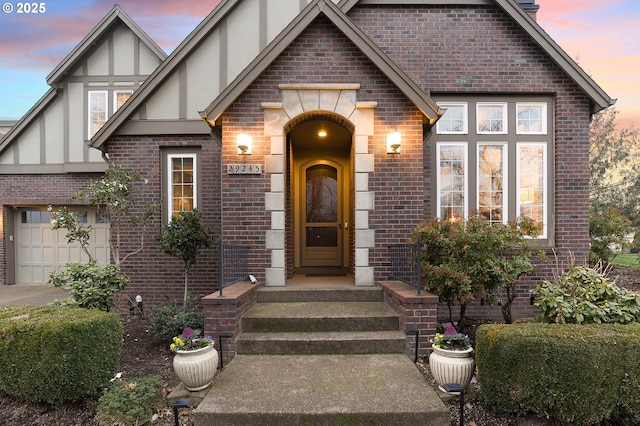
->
xmin=237 ymin=133 xmax=252 ymax=155
xmin=387 ymin=129 xmax=401 ymax=154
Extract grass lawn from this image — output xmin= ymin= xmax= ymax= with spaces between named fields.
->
xmin=611 ymin=253 xmax=640 ymax=268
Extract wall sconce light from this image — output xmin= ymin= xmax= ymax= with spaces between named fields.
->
xmin=387 ymin=129 xmax=401 ymax=154
xmin=237 ymin=133 xmax=252 ymax=155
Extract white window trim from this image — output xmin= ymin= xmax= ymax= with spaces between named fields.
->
xmin=166 ymin=153 xmax=198 ymax=222
xmin=436 ymin=102 xmax=468 ymax=135
xmin=88 ymin=90 xmax=108 ymax=139
xmin=476 ymin=102 xmax=508 ymax=135
xmin=476 ymin=143 xmax=508 ymax=224
xmin=516 ymin=142 xmax=547 ymax=238
xmin=516 ymin=102 xmax=547 ymax=135
xmin=436 ymin=142 xmax=468 ymax=221
xmin=113 ymin=90 xmax=134 ymax=112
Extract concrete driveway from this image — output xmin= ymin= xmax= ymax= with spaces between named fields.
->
xmin=0 ymin=284 xmax=69 ymax=306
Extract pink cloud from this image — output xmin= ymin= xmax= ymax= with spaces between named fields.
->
xmin=0 ymin=0 xmax=221 ymax=71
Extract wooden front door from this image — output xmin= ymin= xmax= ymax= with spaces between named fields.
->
xmin=301 ymin=162 xmax=343 ymax=267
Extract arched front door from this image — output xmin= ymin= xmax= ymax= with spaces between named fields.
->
xmin=301 ymin=161 xmax=343 ymax=267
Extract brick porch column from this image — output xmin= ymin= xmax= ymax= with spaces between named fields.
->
xmin=381 ymin=281 xmax=438 ymax=359
xmin=202 ymin=282 xmax=260 ymax=365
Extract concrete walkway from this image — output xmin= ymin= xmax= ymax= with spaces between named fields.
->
xmin=0 ymin=284 xmax=69 ymax=306
xmin=193 ymin=354 xmax=449 ymax=426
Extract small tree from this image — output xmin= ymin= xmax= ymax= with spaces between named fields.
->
xmin=590 ymin=107 xmax=640 ymax=222
xmin=159 ymin=209 xmax=212 ymax=304
xmin=414 ymin=215 xmax=542 ymax=327
xmin=48 ymin=163 xmax=156 ymax=310
xmin=589 ymin=207 xmax=633 ymax=266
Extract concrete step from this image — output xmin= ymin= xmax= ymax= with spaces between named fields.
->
xmin=242 ymin=301 xmax=399 ymax=333
xmin=237 ymin=330 xmax=406 ymax=355
xmin=257 ymin=286 xmax=383 ymax=303
xmin=193 ymin=354 xmax=449 ymax=426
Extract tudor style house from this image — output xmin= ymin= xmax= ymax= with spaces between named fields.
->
xmin=0 ymin=0 xmax=613 ymax=320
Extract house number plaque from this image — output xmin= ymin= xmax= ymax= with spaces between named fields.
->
xmin=227 ymin=164 xmax=263 ymax=175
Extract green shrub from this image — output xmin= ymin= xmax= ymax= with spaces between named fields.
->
xmin=95 ymin=375 xmax=164 ymax=426
xmin=532 ymin=265 xmax=640 ymax=324
xmin=148 ymin=296 xmax=203 ymax=343
xmin=0 ymin=306 xmax=122 ymax=403
xmin=413 ymin=215 xmax=540 ymax=326
xmin=476 ymin=323 xmax=640 ymax=425
xmin=48 ymin=261 xmax=129 ymax=312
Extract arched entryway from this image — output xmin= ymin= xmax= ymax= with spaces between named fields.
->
xmin=261 ymin=84 xmax=377 ymax=287
xmin=287 ymin=115 xmax=353 ymax=274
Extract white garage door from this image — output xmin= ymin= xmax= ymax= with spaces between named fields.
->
xmin=15 ymin=208 xmax=111 ymax=284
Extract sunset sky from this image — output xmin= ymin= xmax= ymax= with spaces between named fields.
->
xmin=0 ymin=0 xmax=638 ymax=128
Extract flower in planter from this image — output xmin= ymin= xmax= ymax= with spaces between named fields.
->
xmin=170 ymin=327 xmax=214 ymax=352
xmin=431 ymin=325 xmax=471 ymax=350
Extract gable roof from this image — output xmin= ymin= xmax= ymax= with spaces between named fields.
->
xmin=90 ymin=0 xmax=240 ymax=150
xmin=92 ymin=0 xmax=615 ymax=151
xmin=91 ymin=0 xmax=442 ymax=150
xmin=47 ymin=4 xmax=167 ymax=86
xmin=199 ymin=0 xmax=442 ymax=126
xmin=0 ymin=4 xmax=167 ymax=153
xmin=0 ymin=89 xmax=57 ymax=154
xmin=338 ymin=0 xmax=613 ymax=113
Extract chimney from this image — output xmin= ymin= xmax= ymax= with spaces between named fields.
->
xmin=516 ymin=0 xmax=540 ymax=21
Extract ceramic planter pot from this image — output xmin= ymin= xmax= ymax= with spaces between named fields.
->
xmin=429 ymin=346 xmax=474 ymax=393
xmin=172 ymin=345 xmax=219 ymax=391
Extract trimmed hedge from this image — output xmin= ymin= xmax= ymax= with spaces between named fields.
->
xmin=0 ymin=305 xmax=122 ymax=403
xmin=476 ymin=323 xmax=640 ymax=425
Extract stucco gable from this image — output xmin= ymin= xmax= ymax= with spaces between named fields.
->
xmin=0 ymin=4 xmax=166 ymax=170
xmin=47 ymin=5 xmax=166 ymax=86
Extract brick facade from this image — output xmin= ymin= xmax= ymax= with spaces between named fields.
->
xmin=1 ymin=3 xmax=598 ymax=323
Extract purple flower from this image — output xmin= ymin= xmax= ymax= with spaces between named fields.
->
xmin=444 ymin=325 xmax=458 ymax=335
xmin=181 ymin=327 xmax=195 ymax=338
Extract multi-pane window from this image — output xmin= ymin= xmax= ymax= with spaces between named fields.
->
xmin=477 ymin=144 xmax=507 ymax=224
xmin=436 ymin=103 xmax=468 ymax=134
xmin=88 ymin=91 xmax=108 ymax=139
xmin=167 ymin=153 xmax=197 ymax=219
xmin=477 ymin=103 xmax=507 ymax=134
xmin=435 ymin=98 xmax=551 ymax=239
xmin=517 ymin=143 xmax=547 ymax=237
xmin=517 ymin=103 xmax=547 ymax=134
xmin=437 ymin=143 xmax=467 ymax=221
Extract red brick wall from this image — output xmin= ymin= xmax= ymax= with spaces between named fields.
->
xmin=222 ymin=16 xmax=428 ymax=281
xmin=105 ymin=134 xmax=221 ymax=303
xmin=2 ymin=5 xmax=595 ymax=324
xmin=350 ymin=5 xmax=592 ymax=320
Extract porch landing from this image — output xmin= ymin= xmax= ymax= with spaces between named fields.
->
xmin=193 ymin=353 xmax=449 ymax=426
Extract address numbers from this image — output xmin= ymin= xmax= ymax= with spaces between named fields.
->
xmin=227 ymin=164 xmax=263 ymax=175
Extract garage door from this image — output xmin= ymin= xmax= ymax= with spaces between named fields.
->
xmin=15 ymin=208 xmax=110 ymax=284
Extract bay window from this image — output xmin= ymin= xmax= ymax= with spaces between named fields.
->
xmin=433 ymin=97 xmax=552 ymax=239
